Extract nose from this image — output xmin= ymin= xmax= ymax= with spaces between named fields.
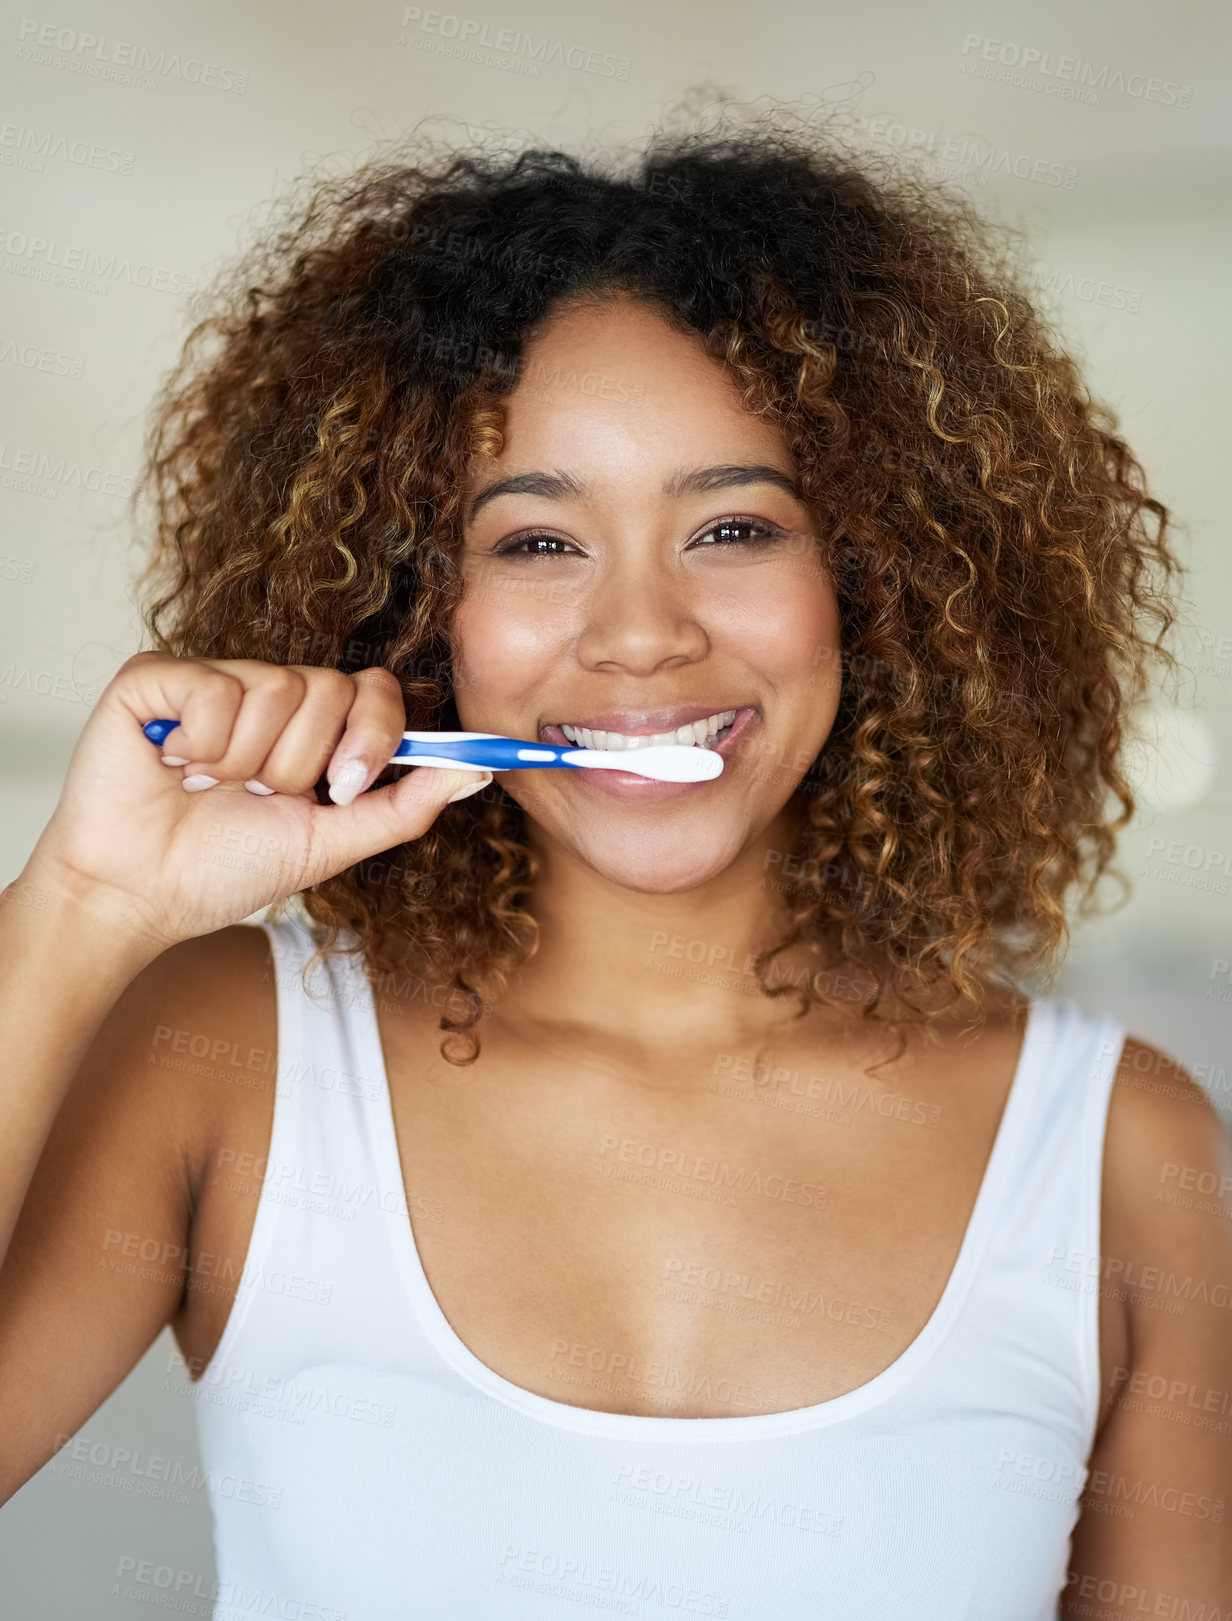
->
xmin=574 ymin=546 xmax=710 ymax=676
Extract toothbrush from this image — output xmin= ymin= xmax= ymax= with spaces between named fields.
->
xmin=140 ymin=721 xmax=724 ymax=784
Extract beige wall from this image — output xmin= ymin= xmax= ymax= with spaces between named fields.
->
xmin=1 ymin=0 xmax=1228 ymax=1611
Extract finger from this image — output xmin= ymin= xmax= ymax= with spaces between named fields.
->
xmin=159 ymin=661 xmax=309 ymax=789
xmin=114 ymin=653 xmax=247 ymax=775
xmin=237 ymin=665 xmax=363 ymax=796
xmin=303 ymin=765 xmax=493 ymax=878
xmin=318 ymin=667 xmax=408 ymax=806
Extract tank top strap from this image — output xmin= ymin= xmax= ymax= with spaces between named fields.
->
xmin=973 ymin=995 xmax=1128 ymax=1432
xmin=994 ymin=997 xmax=1127 ymax=1226
xmin=193 ymin=907 xmax=427 ymax=1411
xmin=255 ymin=909 xmax=395 ymax=1188
xmin=236 ymin=907 xmax=413 ymax=1322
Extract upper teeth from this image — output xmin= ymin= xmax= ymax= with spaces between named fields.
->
xmin=560 ymin=710 xmax=737 ymax=751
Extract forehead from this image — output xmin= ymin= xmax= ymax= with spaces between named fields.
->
xmin=471 ymin=297 xmax=793 ymax=482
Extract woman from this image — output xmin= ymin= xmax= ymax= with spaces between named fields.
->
xmin=2 ymin=110 xmax=1229 ymax=1619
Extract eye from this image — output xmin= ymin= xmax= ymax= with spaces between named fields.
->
xmin=490 ymin=533 xmax=581 ymax=559
xmin=689 ymin=516 xmax=785 ymax=548
xmin=487 ymin=514 xmax=788 ymax=560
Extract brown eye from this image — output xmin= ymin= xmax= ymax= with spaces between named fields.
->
xmin=691 ymin=517 xmax=782 ymax=547
xmin=492 ymin=533 xmax=580 ymax=558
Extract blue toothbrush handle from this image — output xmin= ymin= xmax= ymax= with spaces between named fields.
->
xmin=391 ymin=734 xmax=572 ymax=770
xmin=140 ymin=720 xmax=573 ymax=772
xmin=142 ymin=718 xmax=181 ymax=747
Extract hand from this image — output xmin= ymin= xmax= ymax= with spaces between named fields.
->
xmin=23 ymin=652 xmax=490 ymax=954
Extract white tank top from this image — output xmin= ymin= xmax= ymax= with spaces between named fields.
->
xmin=187 ymin=910 xmax=1126 ymax=1621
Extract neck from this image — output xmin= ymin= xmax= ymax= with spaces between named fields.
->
xmin=502 ymin=802 xmax=831 ymax=1054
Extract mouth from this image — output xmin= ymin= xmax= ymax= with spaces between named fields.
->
xmin=540 ymin=706 xmax=752 ymax=753
xmin=536 ymin=706 xmax=760 ymax=799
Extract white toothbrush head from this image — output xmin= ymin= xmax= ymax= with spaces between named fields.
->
xmin=562 ymin=745 xmax=724 ymax=783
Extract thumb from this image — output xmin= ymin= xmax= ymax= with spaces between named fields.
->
xmin=304 ymin=766 xmax=493 ymax=879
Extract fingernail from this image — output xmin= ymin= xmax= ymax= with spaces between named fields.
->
xmin=328 ymin=759 xmax=369 ymax=807
xmin=447 ymin=771 xmax=493 ymax=803
xmin=244 ymin=779 xmax=276 ymax=795
xmin=161 ymin=755 xmax=189 ymax=766
xmin=182 ymin=775 xmax=219 ymax=792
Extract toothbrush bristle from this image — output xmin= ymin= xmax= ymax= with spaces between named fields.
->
xmin=564 ymin=744 xmax=724 ymax=783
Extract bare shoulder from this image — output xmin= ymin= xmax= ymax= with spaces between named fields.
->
xmin=32 ymin=919 xmax=279 ymax=1176
xmin=65 ymin=920 xmax=280 ymax=1222
xmin=0 ymin=921 xmax=277 ymax=1500
xmin=1100 ymin=1033 xmax=1232 ymax=1363
xmin=126 ymin=922 xmax=277 ymax=1189
xmin=130 ymin=921 xmax=283 ymax=1374
xmin=1102 ymin=1035 xmax=1231 ymax=1247
xmin=1067 ymin=1036 xmax=1232 ymax=1598
xmin=112 ymin=920 xmax=274 ymax=1048
xmin=133 ymin=918 xmax=274 ymax=1018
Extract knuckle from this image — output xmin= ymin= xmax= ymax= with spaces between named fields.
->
xmin=203 ymin=667 xmax=245 ymax=699
xmin=353 ymin=664 xmax=401 ymax=693
xmin=314 ymin=667 xmax=358 ymax=705
xmin=350 ymin=667 xmax=406 ymax=730
xmin=117 ymin=649 xmax=164 ymax=677
xmin=262 ymin=667 xmax=306 ymax=702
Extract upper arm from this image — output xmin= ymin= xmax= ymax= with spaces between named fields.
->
xmin=1063 ymin=1037 xmax=1232 ymax=1617
xmin=0 ymin=924 xmax=265 ymax=1507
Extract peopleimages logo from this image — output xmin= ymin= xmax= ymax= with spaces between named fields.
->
xmin=844 ymin=116 xmax=1077 ymax=190
xmin=959 ymin=33 xmax=1192 ymax=107
xmin=0 ymin=227 xmax=198 ymax=297
xmin=398 ymin=7 xmax=631 ymax=80
xmin=15 ymin=19 xmax=249 ymax=93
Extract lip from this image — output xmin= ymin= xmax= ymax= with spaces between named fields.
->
xmin=538 ymin=706 xmax=760 ymax=800
xmin=541 ymin=704 xmax=750 ymax=737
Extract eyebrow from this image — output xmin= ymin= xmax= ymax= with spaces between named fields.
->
xmin=465 ymin=462 xmax=805 ymax=525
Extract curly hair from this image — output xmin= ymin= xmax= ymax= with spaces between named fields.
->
xmin=131 ymin=101 xmax=1181 ymax=1064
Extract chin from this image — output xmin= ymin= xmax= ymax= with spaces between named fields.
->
xmin=565 ymin=823 xmax=751 ymax=894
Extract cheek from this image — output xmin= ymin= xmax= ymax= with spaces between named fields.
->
xmin=716 ymin=570 xmax=842 ymax=690
xmin=450 ymin=588 xmax=574 ymax=716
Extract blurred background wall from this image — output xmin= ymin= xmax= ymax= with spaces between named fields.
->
xmin=1 ymin=0 xmax=1229 ymax=1611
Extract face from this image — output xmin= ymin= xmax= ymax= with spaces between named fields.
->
xmin=450 ymin=296 xmax=843 ymax=894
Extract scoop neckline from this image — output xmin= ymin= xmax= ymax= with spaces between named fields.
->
xmin=356 ymin=944 xmax=1047 ymax=1441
